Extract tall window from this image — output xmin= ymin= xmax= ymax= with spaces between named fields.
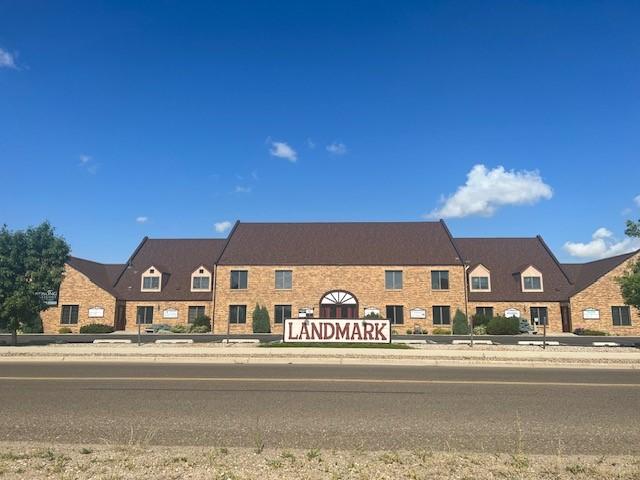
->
xmin=385 ymin=271 xmax=403 ymax=290
xmin=530 ymin=306 xmax=548 ymax=326
xmin=612 ymin=306 xmax=631 ymax=326
xmin=192 ymin=276 xmax=210 ymax=290
xmin=475 ymin=306 xmax=494 ymax=318
xmin=523 ymin=276 xmax=542 ymax=291
xmin=142 ymin=276 xmax=160 ymax=290
xmin=432 ymin=306 xmax=451 ymax=325
xmin=60 ymin=305 xmax=79 ymax=325
xmin=230 ymin=270 xmax=248 ymax=289
xmin=136 ymin=306 xmax=154 ymax=324
xmin=471 ymin=276 xmax=489 ymax=290
xmin=431 ymin=271 xmax=449 ymax=290
xmin=386 ymin=305 xmax=404 ymax=324
xmin=229 ymin=305 xmax=247 ymax=324
xmin=188 ymin=306 xmax=206 ymax=323
xmin=274 ymin=305 xmax=292 ymax=324
xmin=275 ymin=270 xmax=292 ymax=290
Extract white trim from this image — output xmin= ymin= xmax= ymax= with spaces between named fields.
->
xmin=468 ymin=264 xmax=491 ymax=292
xmin=521 ymin=266 xmax=544 ymax=292
xmin=141 ymin=266 xmax=162 ymax=292
xmin=191 ymin=265 xmax=212 ymax=292
xmin=320 ymin=291 xmax=357 ymax=305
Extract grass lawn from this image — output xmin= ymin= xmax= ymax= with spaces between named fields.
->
xmin=260 ymin=342 xmax=410 ymax=349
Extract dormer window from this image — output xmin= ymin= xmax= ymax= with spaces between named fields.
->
xmin=191 ymin=266 xmax=212 ymax=292
xmin=141 ymin=266 xmax=162 ymax=292
xmin=521 ymin=266 xmax=543 ymax=292
xmin=468 ymin=264 xmax=491 ymax=292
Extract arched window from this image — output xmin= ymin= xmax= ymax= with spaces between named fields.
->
xmin=319 ymin=290 xmax=358 ymax=319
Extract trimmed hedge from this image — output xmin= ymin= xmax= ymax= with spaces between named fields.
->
xmin=79 ymin=323 xmax=115 ymax=334
xmin=432 ymin=327 xmax=451 ymax=335
xmin=574 ymin=328 xmax=608 ymax=336
xmin=471 ymin=314 xmax=492 ymax=327
xmin=58 ymin=327 xmax=72 ymax=334
xmin=485 ymin=316 xmax=519 ymax=335
xmin=191 ymin=315 xmax=211 ymax=329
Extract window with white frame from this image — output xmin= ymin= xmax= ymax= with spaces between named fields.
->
xmin=191 ymin=266 xmax=212 ymax=291
xmin=275 ymin=270 xmax=292 ymax=290
xmin=141 ymin=267 xmax=161 ymax=291
xmin=468 ymin=264 xmax=491 ymax=292
xmin=520 ymin=266 xmax=543 ymax=292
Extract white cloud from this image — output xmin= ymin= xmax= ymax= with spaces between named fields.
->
xmin=427 ymin=164 xmax=553 ymax=219
xmin=0 ymin=48 xmax=16 ymax=69
xmin=214 ymin=221 xmax=232 ymax=233
xmin=235 ymin=186 xmax=252 ymax=193
xmin=269 ymin=140 xmax=297 ymax=162
xmin=78 ymin=154 xmax=99 ymax=174
xmin=326 ymin=141 xmax=347 ymax=155
xmin=136 ymin=216 xmax=148 ymax=224
xmin=564 ymin=228 xmax=640 ymax=260
xmin=634 ymin=195 xmax=640 ymax=207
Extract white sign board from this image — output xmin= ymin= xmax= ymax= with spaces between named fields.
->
xmin=410 ymin=308 xmax=426 ymax=319
xmin=88 ymin=307 xmax=104 ymax=318
xmin=284 ymin=319 xmax=391 ymax=343
xmin=504 ymin=308 xmax=521 ymax=318
xmin=582 ymin=308 xmax=600 ymax=320
xmin=163 ymin=308 xmax=179 ymax=319
xmin=298 ymin=307 xmax=314 ymax=318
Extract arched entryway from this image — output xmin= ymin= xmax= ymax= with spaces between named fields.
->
xmin=319 ymin=290 xmax=359 ymax=319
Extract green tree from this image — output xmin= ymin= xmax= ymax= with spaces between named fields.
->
xmin=0 ymin=222 xmax=69 ymax=345
xmin=452 ymin=308 xmax=469 ymax=335
xmin=617 ymin=219 xmax=640 ymax=313
xmin=252 ymin=304 xmax=271 ymax=333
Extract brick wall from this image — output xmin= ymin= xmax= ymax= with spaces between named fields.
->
xmin=212 ymin=265 xmax=466 ymax=334
xmin=121 ymin=301 xmax=214 ymax=332
xmin=41 ymin=265 xmax=117 ymax=333
xmin=569 ymin=253 xmax=640 ymax=335
xmin=468 ymin=301 xmax=564 ymax=333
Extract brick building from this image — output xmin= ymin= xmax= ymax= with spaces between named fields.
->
xmin=40 ymin=221 xmax=640 ymax=335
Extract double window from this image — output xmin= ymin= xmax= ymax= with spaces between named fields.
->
xmin=60 ymin=305 xmax=79 ymax=325
xmin=136 ymin=306 xmax=154 ymax=324
xmin=385 ymin=270 xmax=403 ymax=290
xmin=475 ymin=306 xmax=494 ymax=318
xmin=230 ymin=270 xmax=248 ymax=289
xmin=188 ymin=306 xmax=206 ymax=323
xmin=471 ymin=276 xmax=490 ymax=290
xmin=386 ymin=305 xmax=404 ymax=325
xmin=192 ymin=276 xmax=210 ymax=290
xmin=523 ymin=276 xmax=542 ymax=291
xmin=275 ymin=270 xmax=292 ymax=290
xmin=432 ymin=306 xmax=451 ymax=325
xmin=142 ymin=276 xmax=160 ymax=290
xmin=431 ymin=271 xmax=449 ymax=290
xmin=530 ymin=306 xmax=548 ymax=326
xmin=612 ymin=306 xmax=631 ymax=326
xmin=229 ymin=305 xmax=247 ymax=324
xmin=274 ymin=305 xmax=292 ymax=324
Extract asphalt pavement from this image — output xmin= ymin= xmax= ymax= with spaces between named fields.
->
xmin=1 ymin=362 xmax=639 ymax=454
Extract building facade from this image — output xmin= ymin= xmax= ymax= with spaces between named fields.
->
xmin=39 ymin=221 xmax=640 ymax=335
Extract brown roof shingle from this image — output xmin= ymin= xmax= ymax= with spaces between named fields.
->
xmin=67 ymin=257 xmax=125 ymax=296
xmin=113 ymin=238 xmax=226 ymax=301
xmin=561 ymin=250 xmax=640 ymax=295
xmin=454 ymin=237 xmax=574 ymax=302
xmin=218 ymin=221 xmax=463 ymax=266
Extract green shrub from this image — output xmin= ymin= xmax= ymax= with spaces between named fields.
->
xmin=58 ymin=327 xmax=72 ymax=334
xmin=574 ymin=328 xmax=608 ymax=336
xmin=252 ymin=304 xmax=271 ymax=333
xmin=406 ymin=328 xmax=413 ymax=335
xmin=170 ymin=324 xmax=187 ymax=333
xmin=473 ymin=324 xmax=487 ymax=335
xmin=364 ymin=312 xmax=381 ymax=319
xmin=432 ymin=327 xmax=451 ymax=335
xmin=191 ymin=315 xmax=211 ymax=329
xmin=486 ymin=316 xmax=519 ymax=335
xmin=79 ymin=323 xmax=115 ymax=334
xmin=189 ymin=325 xmax=210 ymax=333
xmin=452 ymin=309 xmax=469 ymax=334
xmin=472 ymin=314 xmax=492 ymax=327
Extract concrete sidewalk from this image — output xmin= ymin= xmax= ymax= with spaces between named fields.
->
xmin=1 ymin=343 xmax=639 ymax=368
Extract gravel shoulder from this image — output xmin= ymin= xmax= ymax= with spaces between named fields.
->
xmin=1 ymin=443 xmax=639 ymax=480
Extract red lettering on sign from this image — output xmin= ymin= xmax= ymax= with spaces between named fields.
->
xmin=350 ymin=322 xmax=362 ymax=340
xmin=323 ymin=322 xmax=335 ymax=339
xmin=363 ymin=322 xmax=374 ymax=340
xmin=375 ymin=323 xmax=387 ymax=341
xmin=335 ymin=323 xmax=349 ymax=340
xmin=286 ymin=322 xmax=299 ymax=340
xmin=311 ymin=322 xmax=322 ymax=340
xmin=299 ymin=321 xmax=309 ymax=340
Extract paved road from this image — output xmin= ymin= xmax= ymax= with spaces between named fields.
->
xmin=3 ymin=333 xmax=640 ymax=346
xmin=1 ymin=362 xmax=639 ymax=454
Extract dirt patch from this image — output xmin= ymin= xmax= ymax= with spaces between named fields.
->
xmin=0 ymin=443 xmax=638 ymax=479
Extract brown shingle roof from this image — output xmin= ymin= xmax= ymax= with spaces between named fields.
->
xmin=67 ymin=257 xmax=125 ymax=295
xmin=113 ymin=238 xmax=226 ymax=301
xmin=454 ymin=237 xmax=574 ymax=302
xmin=217 ymin=221 xmax=463 ymax=266
xmin=561 ymin=250 xmax=640 ymax=295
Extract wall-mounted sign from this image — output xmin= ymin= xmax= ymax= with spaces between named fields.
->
xmin=364 ymin=307 xmax=380 ymax=317
xmin=298 ymin=307 xmax=314 ymax=318
xmin=88 ymin=307 xmax=104 ymax=318
xmin=163 ymin=308 xmax=179 ymax=319
xmin=504 ymin=308 xmax=521 ymax=318
xmin=284 ymin=318 xmax=391 ymax=343
xmin=410 ymin=308 xmax=426 ymax=319
xmin=582 ymin=308 xmax=600 ymax=320
xmin=37 ymin=290 xmax=58 ymax=306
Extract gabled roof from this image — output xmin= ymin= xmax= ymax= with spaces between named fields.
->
xmin=113 ymin=238 xmax=226 ymax=301
xmin=454 ymin=237 xmax=574 ymax=302
xmin=67 ymin=256 xmax=125 ymax=296
xmin=217 ymin=221 xmax=463 ymax=266
xmin=561 ymin=250 xmax=640 ymax=295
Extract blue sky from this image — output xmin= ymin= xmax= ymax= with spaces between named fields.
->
xmin=1 ymin=0 xmax=639 ymax=263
